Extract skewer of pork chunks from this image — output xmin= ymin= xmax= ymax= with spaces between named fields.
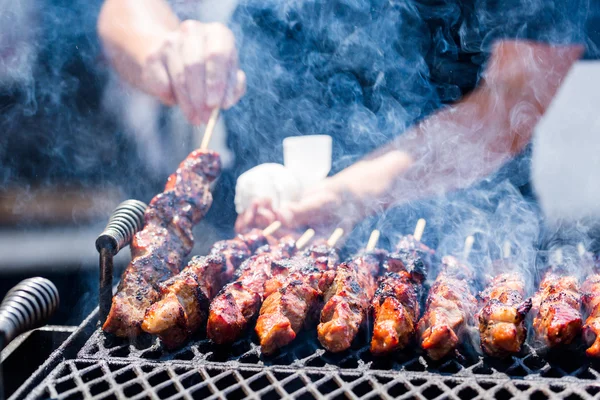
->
xmin=317 ymin=230 xmax=387 ymax=353
xmin=416 ymin=236 xmax=478 ymax=360
xmin=103 ymin=150 xmax=221 ymax=337
xmin=370 ymin=219 xmax=433 ymax=355
xmin=532 ymin=248 xmax=583 ymax=348
xmin=141 ymin=222 xmax=282 ymax=349
xmin=206 ymin=228 xmax=316 ymax=344
xmin=255 ymin=228 xmax=343 ymax=355
xmin=579 ymin=244 xmax=600 ymax=357
xmin=477 ymin=242 xmax=532 ymax=358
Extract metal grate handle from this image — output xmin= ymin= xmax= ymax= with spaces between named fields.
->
xmin=95 ymin=200 xmax=147 ymax=255
xmin=96 ymin=200 xmax=147 ymax=324
xmin=0 ymin=277 xmax=59 ymax=346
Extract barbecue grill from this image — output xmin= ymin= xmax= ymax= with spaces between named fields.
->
xmin=9 ymin=201 xmax=600 ymax=400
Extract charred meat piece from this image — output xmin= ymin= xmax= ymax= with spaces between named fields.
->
xmin=532 ymin=272 xmax=582 ymax=348
xmin=210 ymin=228 xmax=268 ymax=277
xmin=318 ymin=251 xmax=386 ymax=353
xmin=370 ymin=244 xmax=430 ymax=355
xmin=256 ymin=243 xmax=339 ymax=355
xmin=583 ymin=274 xmax=600 ymax=357
xmin=478 ymin=271 xmax=531 ymax=357
xmin=417 ymin=256 xmax=477 ymax=360
xmin=140 ymin=230 xmax=267 ymax=348
xmin=207 ymin=236 xmax=297 ymax=344
xmin=141 ymin=255 xmax=225 ymax=348
xmin=103 ymin=150 xmax=220 ymax=337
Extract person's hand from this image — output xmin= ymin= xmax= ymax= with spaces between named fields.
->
xmin=234 ymin=198 xmax=279 ymax=234
xmin=235 ymin=179 xmax=363 ymax=234
xmin=142 ymin=20 xmax=246 ymax=124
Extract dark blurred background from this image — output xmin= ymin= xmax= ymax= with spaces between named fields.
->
xmin=0 ymin=0 xmax=166 ymax=326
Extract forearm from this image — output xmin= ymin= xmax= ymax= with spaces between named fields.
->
xmin=98 ymin=0 xmax=180 ymax=91
xmin=329 ymin=40 xmax=583 ymax=217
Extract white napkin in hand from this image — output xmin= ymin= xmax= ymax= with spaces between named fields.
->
xmin=235 ymin=163 xmax=303 ymax=214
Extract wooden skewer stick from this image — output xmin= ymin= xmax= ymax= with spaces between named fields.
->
xmin=502 ymin=241 xmax=511 ymax=260
xmin=262 ymin=221 xmax=282 ymax=237
xmin=413 ymin=218 xmax=426 ymax=242
xmin=327 ymin=228 xmax=345 ymax=248
xmin=296 ymin=229 xmax=315 ymax=250
xmin=578 ymin=243 xmax=587 ymax=258
xmin=554 ymin=248 xmax=564 ymax=265
xmin=200 ymin=108 xmax=221 ymax=150
xmin=366 ymin=230 xmax=380 ymax=251
xmin=463 ymin=235 xmax=475 ymax=261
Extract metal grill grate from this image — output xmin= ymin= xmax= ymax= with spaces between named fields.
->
xmin=78 ymin=327 xmax=600 ymax=381
xmin=24 ymin=358 xmax=600 ymax=400
xmin=13 ymin=307 xmax=600 ymax=400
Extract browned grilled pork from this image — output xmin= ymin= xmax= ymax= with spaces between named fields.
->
xmin=103 ymin=150 xmax=220 ymax=337
xmin=318 ymin=251 xmax=386 ymax=352
xmin=140 ymin=230 xmax=269 ymax=348
xmin=582 ymin=274 xmax=600 ymax=356
xmin=532 ymin=271 xmax=582 ymax=348
xmin=370 ymin=238 xmax=431 ymax=355
xmin=207 ymin=236 xmax=297 ymax=344
xmin=417 ymin=255 xmax=477 ymax=360
xmin=255 ymin=243 xmax=339 ymax=355
xmin=478 ymin=270 xmax=531 ymax=357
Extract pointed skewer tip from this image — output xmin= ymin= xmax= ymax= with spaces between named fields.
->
xmin=463 ymin=235 xmax=475 ymax=261
xmin=366 ymin=230 xmax=381 ymax=251
xmin=200 ymin=108 xmax=221 ymax=150
xmin=262 ymin=221 xmax=282 ymax=237
xmin=295 ymin=229 xmax=315 ymax=250
xmin=327 ymin=228 xmax=345 ymax=247
xmin=413 ymin=218 xmax=426 ymax=242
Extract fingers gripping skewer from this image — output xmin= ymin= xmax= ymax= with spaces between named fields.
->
xmin=200 ymin=109 xmax=221 ymax=150
xmin=463 ymin=235 xmax=475 ymax=261
xmin=366 ymin=230 xmax=381 ymax=251
xmin=296 ymin=229 xmax=316 ymax=250
xmin=413 ymin=219 xmax=426 ymax=242
xmin=327 ymin=228 xmax=345 ymax=247
xmin=262 ymin=221 xmax=282 ymax=237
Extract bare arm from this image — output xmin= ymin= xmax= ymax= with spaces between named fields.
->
xmin=236 ymin=40 xmax=583 ymax=232
xmin=98 ymin=0 xmax=179 ymax=96
xmin=98 ymin=0 xmax=246 ymax=124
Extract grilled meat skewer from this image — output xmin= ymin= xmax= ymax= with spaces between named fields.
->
xmin=256 ymin=239 xmax=340 ymax=355
xmin=370 ymin=235 xmax=431 ymax=355
xmin=417 ymin=255 xmax=477 ymax=360
xmin=532 ymin=268 xmax=582 ymax=348
xmin=207 ymin=235 xmax=298 ymax=344
xmin=318 ymin=250 xmax=386 ymax=352
xmin=478 ymin=269 xmax=531 ymax=357
xmin=582 ymin=274 xmax=600 ymax=356
xmin=103 ymin=150 xmax=220 ymax=337
xmin=141 ymin=230 xmax=270 ymax=349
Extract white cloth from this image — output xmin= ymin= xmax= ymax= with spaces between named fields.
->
xmin=234 ymin=163 xmax=303 ymax=214
xmin=532 ymin=61 xmax=600 ymax=224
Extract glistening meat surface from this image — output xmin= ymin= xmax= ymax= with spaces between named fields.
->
xmin=318 ymin=251 xmax=385 ymax=353
xmin=532 ymin=272 xmax=582 ymax=348
xmin=478 ymin=270 xmax=531 ymax=357
xmin=103 ymin=150 xmax=220 ymax=337
xmin=256 ymin=244 xmax=339 ymax=355
xmin=417 ymin=255 xmax=477 ymax=360
xmin=207 ymin=236 xmax=297 ymax=344
xmin=141 ymin=231 xmax=267 ymax=348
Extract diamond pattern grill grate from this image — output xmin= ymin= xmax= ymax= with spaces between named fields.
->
xmin=20 ymin=323 xmax=600 ymax=400
xmin=25 ymin=359 xmax=600 ymax=400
